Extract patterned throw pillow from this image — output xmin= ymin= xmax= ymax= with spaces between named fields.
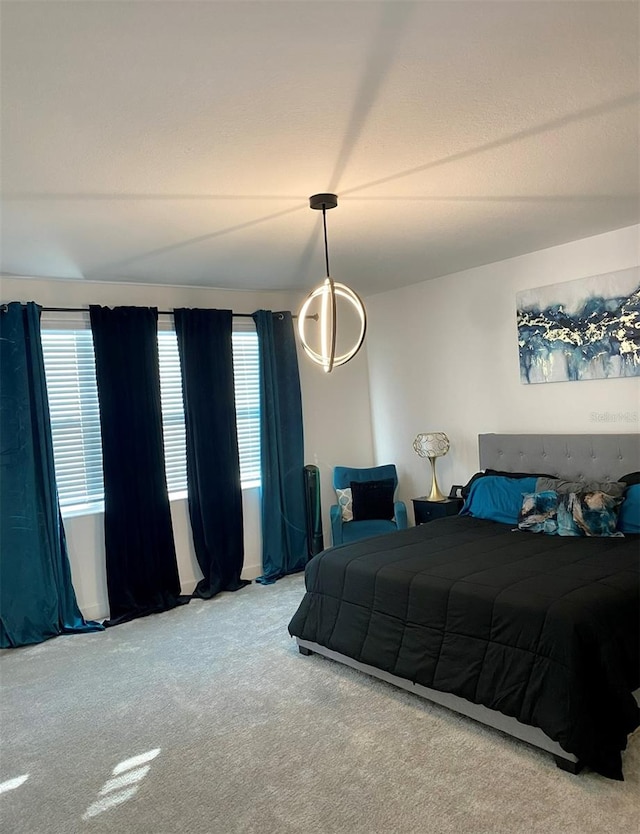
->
xmin=336 ymin=487 xmax=353 ymax=522
xmin=518 ymin=491 xmax=559 ymax=534
xmin=557 ymin=491 xmax=624 ymax=537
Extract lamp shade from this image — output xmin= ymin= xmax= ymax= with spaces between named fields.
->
xmin=413 ymin=432 xmax=450 ymax=459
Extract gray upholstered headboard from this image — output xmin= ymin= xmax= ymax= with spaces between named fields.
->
xmin=478 ymin=434 xmax=640 ymax=483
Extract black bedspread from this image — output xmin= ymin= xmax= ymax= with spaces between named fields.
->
xmin=288 ymin=516 xmax=640 ymax=779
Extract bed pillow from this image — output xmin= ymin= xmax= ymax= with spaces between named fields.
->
xmin=460 ymin=471 xmax=486 ymax=498
xmin=536 ymin=477 xmax=626 ymax=498
xmin=460 ymin=475 xmax=538 ymax=525
xmin=617 ymin=483 xmax=640 ymax=534
xmin=485 ymin=468 xmax=555 ymax=480
xmin=336 ymin=487 xmax=353 ymax=522
xmin=350 ymin=478 xmax=395 ymax=521
xmin=556 ymin=491 xmax=624 ymax=537
xmin=461 ymin=469 xmax=554 ymax=498
xmin=620 ymin=471 xmax=640 ymax=486
xmin=518 ymin=491 xmax=559 ymax=534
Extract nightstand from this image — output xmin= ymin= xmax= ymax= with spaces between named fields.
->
xmin=412 ymin=496 xmax=464 ymax=526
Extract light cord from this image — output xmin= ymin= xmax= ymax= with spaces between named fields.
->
xmin=322 ymin=204 xmax=330 ymax=278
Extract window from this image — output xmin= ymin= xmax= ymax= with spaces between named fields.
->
xmin=42 ymin=324 xmax=261 ymax=515
xmin=157 ymin=332 xmax=188 ymax=496
xmin=41 ymin=330 xmax=104 ymax=513
xmin=232 ymin=330 xmax=261 ymax=485
xmin=157 ymin=329 xmax=261 ymax=493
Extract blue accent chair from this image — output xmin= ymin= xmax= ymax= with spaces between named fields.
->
xmin=331 ymin=464 xmax=408 ymax=546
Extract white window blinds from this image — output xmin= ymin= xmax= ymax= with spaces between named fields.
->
xmin=42 ymin=323 xmax=261 ymax=515
xmin=157 ymin=331 xmax=188 ymax=495
xmin=157 ymin=329 xmax=261 ymax=491
xmin=41 ymin=330 xmax=104 ymax=512
xmin=232 ymin=330 xmax=261 ymax=486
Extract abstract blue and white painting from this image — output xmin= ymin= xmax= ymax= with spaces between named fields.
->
xmin=517 ymin=267 xmax=640 ymax=384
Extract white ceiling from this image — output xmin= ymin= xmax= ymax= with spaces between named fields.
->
xmin=1 ymin=1 xmax=638 ymax=296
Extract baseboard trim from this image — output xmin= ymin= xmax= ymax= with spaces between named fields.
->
xmin=81 ymin=602 xmax=107 ymax=622
xmin=81 ymin=562 xmax=264 ymax=622
xmin=180 ymin=563 xmax=262 ymax=595
xmin=241 ymin=563 xmax=262 ymax=581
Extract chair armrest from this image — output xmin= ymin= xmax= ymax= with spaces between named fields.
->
xmin=330 ymin=504 xmax=343 ymax=546
xmin=394 ymin=501 xmax=408 ymax=530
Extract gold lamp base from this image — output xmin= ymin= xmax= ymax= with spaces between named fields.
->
xmin=427 ymin=456 xmax=446 ymax=502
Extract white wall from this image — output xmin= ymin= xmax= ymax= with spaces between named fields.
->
xmin=297 ymin=311 xmax=374 ymax=546
xmin=365 ymin=225 xmax=640 ymax=517
xmin=13 ymin=224 xmax=635 ymax=618
xmin=0 ymin=275 xmax=374 ymax=619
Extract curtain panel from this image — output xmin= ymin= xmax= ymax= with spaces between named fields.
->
xmin=89 ymin=305 xmax=188 ymax=626
xmin=0 ymin=302 xmax=102 ymax=647
xmin=252 ymin=310 xmax=308 ymax=583
xmin=174 ymin=308 xmax=249 ymax=598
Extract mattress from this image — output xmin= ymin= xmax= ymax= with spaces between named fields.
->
xmin=288 ymin=515 xmax=640 ymax=779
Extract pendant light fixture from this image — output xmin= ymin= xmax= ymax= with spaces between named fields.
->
xmin=297 ymin=194 xmax=367 ymax=373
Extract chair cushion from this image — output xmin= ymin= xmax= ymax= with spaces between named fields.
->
xmin=351 ymin=478 xmax=395 ymax=521
xmin=341 ymin=519 xmax=398 ymax=544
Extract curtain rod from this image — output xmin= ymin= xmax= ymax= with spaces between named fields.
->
xmin=2 ymin=304 xmax=316 ymax=321
xmin=37 ymin=306 xmax=312 ymax=320
xmin=40 ymin=306 xmax=249 ymax=318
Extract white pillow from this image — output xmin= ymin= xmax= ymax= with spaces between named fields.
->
xmin=336 ymin=487 xmax=353 ymax=522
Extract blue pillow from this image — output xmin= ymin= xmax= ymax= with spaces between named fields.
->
xmin=618 ymin=484 xmax=640 ymax=534
xmin=460 ymin=475 xmax=538 ymax=525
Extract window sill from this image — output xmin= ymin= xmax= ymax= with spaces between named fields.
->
xmin=62 ymin=502 xmax=105 ymax=519
xmin=60 ymin=481 xmax=262 ymax=519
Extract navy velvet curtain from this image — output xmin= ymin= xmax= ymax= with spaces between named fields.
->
xmin=252 ymin=310 xmax=307 ymax=583
xmin=174 ymin=308 xmax=249 ymax=598
xmin=89 ymin=305 xmax=188 ymax=626
xmin=0 ymin=302 xmax=103 ymax=647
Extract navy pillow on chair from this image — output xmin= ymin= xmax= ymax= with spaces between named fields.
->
xmin=351 ymin=478 xmax=395 ymax=521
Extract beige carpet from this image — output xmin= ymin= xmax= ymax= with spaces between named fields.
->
xmin=1 ymin=574 xmax=638 ymax=834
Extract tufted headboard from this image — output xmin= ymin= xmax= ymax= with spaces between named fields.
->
xmin=478 ymin=433 xmax=640 ymax=483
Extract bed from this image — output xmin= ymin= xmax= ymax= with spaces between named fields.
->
xmin=288 ymin=433 xmax=640 ymax=780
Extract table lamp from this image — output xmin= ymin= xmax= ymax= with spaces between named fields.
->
xmin=413 ymin=432 xmax=450 ymax=502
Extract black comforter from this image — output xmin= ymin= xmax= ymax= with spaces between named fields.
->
xmin=288 ymin=516 xmax=640 ymax=779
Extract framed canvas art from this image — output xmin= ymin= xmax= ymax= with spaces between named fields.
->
xmin=517 ymin=267 xmax=640 ymax=384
